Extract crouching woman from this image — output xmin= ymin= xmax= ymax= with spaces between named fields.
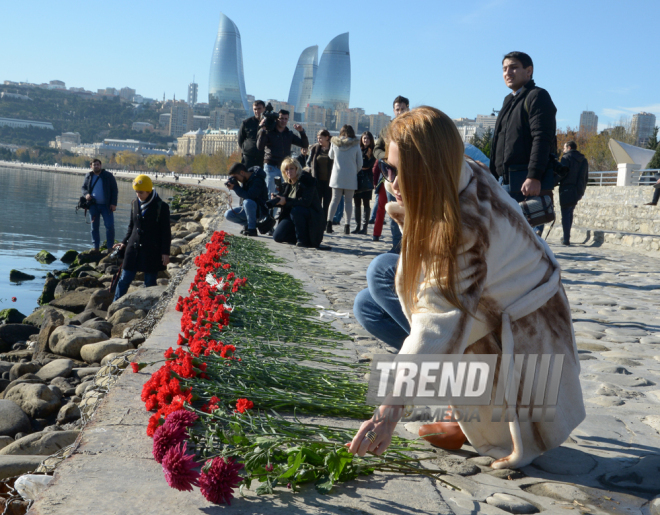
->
xmin=348 ymin=106 xmax=584 ymax=469
xmin=112 ymin=175 xmax=171 ymax=301
xmin=272 ymin=157 xmax=325 ymax=248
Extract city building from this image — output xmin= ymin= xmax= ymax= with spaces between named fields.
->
xmin=368 ymin=112 xmax=391 ymax=138
xmin=631 ymin=112 xmax=657 ymax=147
xmin=335 ymin=108 xmax=361 ymax=131
xmin=193 ymin=115 xmax=211 ymax=130
xmin=0 ymin=117 xmax=54 ymax=130
xmin=208 ymin=12 xmax=250 ymax=114
xmin=476 ymin=114 xmax=497 ymax=133
xmin=194 ymin=103 xmax=210 ymax=115
xmin=308 ymin=33 xmax=350 ymax=112
xmin=188 ymin=82 xmax=198 ymax=106
xmin=119 ymin=87 xmax=136 ymax=101
xmin=246 ymin=94 xmax=255 ymax=105
xmin=169 ymin=102 xmax=194 ymax=138
xmin=48 ymin=80 xmax=66 ymax=90
xmin=159 ymin=113 xmax=171 ymax=129
xmin=49 ymin=132 xmax=81 ymax=151
xmin=0 ymin=92 xmax=31 ymax=101
xmin=98 ymin=87 xmax=118 ymax=97
xmin=209 ymin=108 xmax=236 ymax=130
xmin=579 ymin=111 xmax=598 ymax=135
xmin=177 ymin=129 xmax=205 ymax=156
xmin=176 ymin=129 xmax=239 ymax=157
xmin=305 ymin=105 xmax=327 ymax=126
xmin=267 ymin=100 xmax=295 ymax=128
xmin=287 ymin=45 xmax=318 ymax=120
xmin=132 ymin=122 xmax=154 ymax=132
xmin=70 ymin=139 xmax=172 ymax=159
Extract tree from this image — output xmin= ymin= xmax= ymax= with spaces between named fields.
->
xmin=145 ymin=155 xmax=166 ymax=170
xmin=469 ymin=128 xmax=492 ymax=158
xmin=192 ymin=154 xmax=210 ymax=175
xmin=115 ymin=151 xmax=141 ymax=168
xmin=648 ymin=145 xmax=660 ymax=170
xmin=166 ymin=155 xmax=187 ymax=173
xmin=227 ymin=151 xmax=241 ymax=170
xmin=207 ymin=151 xmax=227 ymax=175
xmin=647 ymin=126 xmax=659 ymax=151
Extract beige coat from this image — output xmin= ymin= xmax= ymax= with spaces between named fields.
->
xmin=388 ymin=159 xmax=585 ymax=469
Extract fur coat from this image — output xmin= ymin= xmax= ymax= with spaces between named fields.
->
xmin=328 ymin=137 xmax=363 ymax=190
xmin=389 ymin=158 xmax=585 ymax=469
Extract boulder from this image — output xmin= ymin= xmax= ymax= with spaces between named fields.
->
xmin=60 ymin=249 xmax=78 ymax=264
xmin=0 ymin=400 xmax=32 ymax=438
xmin=100 ymin=353 xmax=119 ymax=366
xmin=81 ymin=319 xmax=112 ymax=337
xmin=85 ymin=289 xmax=114 ymax=312
xmin=107 ymin=286 xmax=166 ymax=318
xmin=9 ymin=270 xmax=35 ymax=282
xmin=170 ymin=238 xmax=188 ymax=247
xmin=53 ymin=277 xmax=104 ymax=299
xmin=22 ymin=306 xmax=74 ymax=328
xmin=107 ymin=307 xmax=138 ymax=326
xmin=4 ymin=383 xmax=61 ymax=418
xmin=0 ymin=309 xmax=27 ymax=324
xmin=37 ymin=273 xmax=59 ymax=305
xmin=72 ymin=250 xmax=106 ymax=266
xmin=9 ymin=363 xmax=41 ymax=382
xmin=49 ymin=290 xmax=97 ymax=314
xmin=0 ymin=361 xmax=13 ymax=376
xmin=2 ymin=376 xmax=45 ymax=395
xmin=0 ymin=436 xmax=12 ymax=451
xmin=111 ymin=319 xmax=140 ymax=338
xmin=80 ymin=339 xmax=133 ymax=364
xmin=74 ymin=367 xmax=100 ymax=380
xmin=57 ymin=403 xmax=81 ymax=425
xmin=69 ymin=264 xmax=97 ymax=278
xmin=0 ymin=430 xmax=79 ymax=456
xmin=185 ymin=221 xmax=204 ymax=233
xmin=0 ymin=325 xmax=38 ymax=352
xmin=34 ymin=250 xmax=57 ymax=264
xmin=35 ymin=359 xmax=74 ymax=382
xmin=71 ymin=310 xmax=101 ymax=325
xmin=0 ymin=455 xmax=49 ymax=480
xmin=49 ymin=326 xmax=107 ymax=360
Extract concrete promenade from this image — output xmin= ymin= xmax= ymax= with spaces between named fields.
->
xmin=26 ymin=195 xmax=660 ymax=514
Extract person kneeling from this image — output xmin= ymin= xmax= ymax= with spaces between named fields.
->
xmin=112 ymin=175 xmax=171 ymax=302
xmin=271 ymin=158 xmax=325 ymax=248
xmin=224 ymin=163 xmax=268 ymax=236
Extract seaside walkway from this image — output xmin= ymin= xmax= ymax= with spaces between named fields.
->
xmin=24 ymin=192 xmax=660 ymax=514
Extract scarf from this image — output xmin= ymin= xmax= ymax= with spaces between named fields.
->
xmin=138 ymin=191 xmax=158 ymax=217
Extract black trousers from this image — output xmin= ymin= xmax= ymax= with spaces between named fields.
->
xmin=316 ymin=180 xmax=332 ymax=222
xmin=273 ymin=207 xmax=311 ymax=246
xmin=561 ymin=205 xmax=575 ymax=243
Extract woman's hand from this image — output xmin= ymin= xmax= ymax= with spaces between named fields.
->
xmin=347 ymin=405 xmax=402 ymax=457
xmin=113 ymin=243 xmax=126 ymax=250
xmin=275 ymin=196 xmax=286 ymax=206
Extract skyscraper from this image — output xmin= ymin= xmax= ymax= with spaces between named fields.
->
xmin=208 ymin=12 xmax=249 ymax=114
xmin=188 ymin=81 xmax=198 ymax=106
xmin=579 ymin=111 xmax=598 ymax=134
xmin=631 ymin=112 xmax=657 ymax=147
xmin=287 ymin=45 xmax=318 ymax=119
xmin=309 ymin=33 xmax=350 ymax=112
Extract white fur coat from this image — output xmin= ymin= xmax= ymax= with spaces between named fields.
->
xmin=328 ymin=137 xmax=363 ymax=190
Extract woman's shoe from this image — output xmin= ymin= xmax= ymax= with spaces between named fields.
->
xmin=372 ymin=235 xmax=380 ymax=242
xmin=344 ymin=224 xmax=350 ymax=235
xmin=326 ymin=221 xmax=333 ymax=233
xmin=351 ymin=222 xmax=362 ymax=234
xmin=418 ymin=421 xmax=466 ymax=450
xmin=358 ymin=223 xmax=368 ymax=235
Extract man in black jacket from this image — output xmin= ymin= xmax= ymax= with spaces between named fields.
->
xmin=224 ymin=163 xmax=268 ymax=236
xmin=238 ymin=100 xmax=266 ymax=169
xmin=256 ymin=110 xmax=308 ymax=198
xmin=81 ymin=159 xmax=119 ymax=251
xmin=559 ymin=141 xmax=589 ymax=245
xmin=490 ymin=52 xmax=557 ymax=207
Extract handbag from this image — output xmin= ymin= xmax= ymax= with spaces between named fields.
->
xmin=256 ymin=213 xmax=276 ymax=234
xmin=519 ymin=195 xmax=555 ymax=227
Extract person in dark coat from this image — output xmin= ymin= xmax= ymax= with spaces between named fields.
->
xmin=558 ymin=141 xmax=589 ymax=245
xmin=272 ymin=158 xmax=325 ymax=249
xmin=238 ymin=100 xmax=266 ymax=169
xmin=352 ymin=131 xmax=376 ymax=234
xmin=81 ymin=158 xmax=119 ymax=251
xmin=307 ymin=129 xmax=334 ymax=221
xmin=112 ymin=175 xmax=171 ymax=301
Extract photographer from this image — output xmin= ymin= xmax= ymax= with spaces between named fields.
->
xmin=256 ymin=109 xmax=309 ymax=197
xmin=223 ymin=162 xmax=268 ymax=237
xmin=111 ymin=175 xmax=171 ymax=302
xmin=81 ymin=158 xmax=118 ymax=252
xmin=271 ymin=158 xmax=325 ymax=248
xmin=238 ymin=100 xmax=266 ymax=169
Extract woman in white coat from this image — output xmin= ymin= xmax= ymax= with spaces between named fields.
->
xmin=326 ymin=125 xmax=363 ymax=235
xmin=348 ymin=106 xmax=584 ymax=470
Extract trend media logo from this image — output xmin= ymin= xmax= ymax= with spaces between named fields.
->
xmin=366 ymin=354 xmax=565 ymax=423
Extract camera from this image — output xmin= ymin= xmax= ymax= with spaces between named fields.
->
xmin=265 ymin=197 xmax=281 ymax=209
xmin=274 ymin=176 xmax=282 ymax=192
xmin=262 ymin=103 xmax=279 ymax=132
xmin=76 ymin=196 xmax=96 ymax=212
xmin=109 ymin=246 xmax=124 ymax=260
xmin=225 ymin=176 xmax=239 ymax=188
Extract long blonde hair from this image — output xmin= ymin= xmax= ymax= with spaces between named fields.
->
xmin=388 ymin=106 xmax=465 ymax=314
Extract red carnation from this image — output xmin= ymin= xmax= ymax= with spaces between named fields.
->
xmin=162 ymin=442 xmax=199 ymax=491
xmin=199 ymin=457 xmax=243 ymax=505
xmin=235 ymin=398 xmax=254 ymax=414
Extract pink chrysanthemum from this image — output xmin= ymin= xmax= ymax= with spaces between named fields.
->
xmin=199 ymin=457 xmax=243 ymax=505
xmin=152 ymin=422 xmax=186 ymax=463
xmin=161 ymin=442 xmax=200 ymax=491
xmin=165 ymin=409 xmax=199 ymax=433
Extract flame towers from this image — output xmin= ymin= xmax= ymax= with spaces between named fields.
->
xmin=308 ymin=33 xmax=351 ymax=111
xmin=208 ymin=12 xmax=249 ymax=113
xmin=287 ymin=45 xmax=318 ymax=115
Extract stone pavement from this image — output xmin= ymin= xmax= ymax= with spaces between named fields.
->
xmin=28 ymin=204 xmax=660 ymax=514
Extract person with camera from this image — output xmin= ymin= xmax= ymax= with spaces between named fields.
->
xmin=270 ymin=157 xmax=325 ymax=248
xmin=111 ymin=175 xmax=171 ymax=302
xmin=352 ymin=131 xmax=376 ymax=235
xmin=223 ymin=162 xmax=268 ymax=237
xmin=558 ymin=141 xmax=589 ymax=245
xmin=307 ymin=129 xmax=334 ymax=221
xmin=238 ymin=100 xmax=266 ymax=169
xmin=349 ymin=106 xmax=584 ymax=468
xmin=256 ymin=109 xmax=309 ymax=198
xmin=81 ymin=158 xmax=119 ymax=252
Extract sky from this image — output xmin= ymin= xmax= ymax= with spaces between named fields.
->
xmin=2 ymin=0 xmax=659 ymax=132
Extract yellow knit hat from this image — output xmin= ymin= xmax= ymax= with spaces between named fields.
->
xmin=132 ymin=174 xmax=153 ymax=192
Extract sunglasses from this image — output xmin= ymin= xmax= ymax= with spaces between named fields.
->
xmin=378 ymin=159 xmax=398 ymax=183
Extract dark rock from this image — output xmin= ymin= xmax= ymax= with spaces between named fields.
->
xmin=78 ymin=271 xmax=103 ymax=279
xmin=34 ymin=309 xmax=65 ymax=359
xmin=60 ymin=250 xmax=79 ymax=264
xmin=22 ymin=306 xmax=74 ymax=328
xmin=0 ymin=325 xmax=38 ymax=351
xmin=35 ymin=250 xmax=57 ymax=264
xmin=53 ymin=277 xmax=104 ymax=299
xmin=9 ymin=362 xmax=41 ymax=381
xmin=0 ymin=379 xmax=10 ymax=394
xmin=0 ymin=350 xmax=34 ymax=363
xmin=85 ymin=289 xmax=113 ymax=312
xmin=71 ymin=310 xmax=101 ymax=325
xmin=4 ymin=383 xmax=62 ymax=418
xmin=0 ymin=309 xmax=27 ymax=324
xmin=9 ymin=270 xmax=35 ymax=282
xmin=81 ymin=319 xmax=112 ymax=337
xmin=38 ymin=273 xmax=59 ymax=306
xmin=72 ymin=250 xmax=107 ymax=266
xmin=49 ymin=290 xmax=97 ymax=314
xmin=0 ymin=399 xmax=32 ymax=437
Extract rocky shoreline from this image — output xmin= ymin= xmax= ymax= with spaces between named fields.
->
xmin=0 ymin=187 xmax=228 ymax=495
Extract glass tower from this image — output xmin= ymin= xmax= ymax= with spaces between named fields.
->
xmin=287 ymin=45 xmax=318 ymax=118
xmin=309 ymin=33 xmax=350 ymax=111
xmin=208 ymin=13 xmax=249 ymax=114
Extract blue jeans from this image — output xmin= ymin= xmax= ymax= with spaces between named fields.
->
xmin=264 ymin=164 xmax=281 ymax=197
xmin=89 ymin=204 xmax=115 ymax=250
xmin=225 ymin=199 xmax=258 ymax=230
xmin=113 ymin=269 xmax=158 ymax=302
xmin=387 ymin=193 xmax=402 ymax=253
xmin=332 ymin=195 xmax=345 ymax=224
xmin=369 ymin=197 xmax=378 ymax=223
xmin=353 ymin=253 xmax=409 ymax=348
xmin=273 ymin=206 xmax=311 ymax=245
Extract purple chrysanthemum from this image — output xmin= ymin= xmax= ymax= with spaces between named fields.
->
xmin=199 ymin=457 xmax=243 ymax=505
xmin=162 ymin=442 xmax=200 ymax=491
xmin=152 ymin=422 xmax=187 ymax=463
xmin=166 ymin=409 xmax=199 ymax=432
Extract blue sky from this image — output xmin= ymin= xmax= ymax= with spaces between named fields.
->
xmin=2 ymin=0 xmax=658 ymax=131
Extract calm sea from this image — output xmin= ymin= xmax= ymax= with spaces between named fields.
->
xmin=0 ymin=166 xmax=175 ymax=318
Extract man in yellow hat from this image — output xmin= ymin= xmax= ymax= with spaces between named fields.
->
xmin=111 ymin=174 xmax=171 ymax=301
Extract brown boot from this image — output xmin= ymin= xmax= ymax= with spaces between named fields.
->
xmin=418 ymin=421 xmax=466 ymax=450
